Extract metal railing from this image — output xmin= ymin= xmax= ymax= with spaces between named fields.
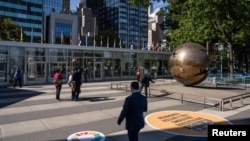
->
xmin=110 ymin=82 xmax=129 ymax=92
xmin=149 ymin=88 xmax=250 ymax=111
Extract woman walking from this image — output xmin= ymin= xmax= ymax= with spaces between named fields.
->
xmin=53 ymin=69 xmax=63 ymax=100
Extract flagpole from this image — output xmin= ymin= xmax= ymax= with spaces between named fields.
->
xmin=31 ymin=28 xmax=33 ymax=43
xmin=107 ymin=37 xmax=109 ymax=48
xmin=61 ymin=31 xmax=63 ymax=45
xmin=51 ymin=30 xmax=54 ymax=44
xmin=20 ymin=27 xmax=23 ymax=42
xmin=101 ymin=35 xmax=102 ymax=47
xmin=78 ymin=33 xmax=81 ymax=46
xmin=93 ymin=17 xmax=96 ymax=47
xmin=119 ymin=38 xmax=122 ymax=48
xmin=41 ymin=33 xmax=43 ymax=44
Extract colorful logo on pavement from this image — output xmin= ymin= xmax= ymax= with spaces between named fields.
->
xmin=67 ymin=131 xmax=105 ymax=141
xmin=145 ymin=110 xmax=232 ymax=137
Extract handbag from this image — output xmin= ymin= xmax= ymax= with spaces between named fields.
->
xmin=54 ymin=79 xmax=62 ymax=85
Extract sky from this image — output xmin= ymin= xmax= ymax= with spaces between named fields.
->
xmin=70 ymin=0 xmax=168 ymax=11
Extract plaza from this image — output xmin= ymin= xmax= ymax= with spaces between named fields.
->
xmin=0 ymin=79 xmax=250 ymax=141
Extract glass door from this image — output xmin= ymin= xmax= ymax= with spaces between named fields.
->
xmin=27 ymin=62 xmax=46 ymax=83
xmin=50 ymin=63 xmax=67 ymax=82
xmin=94 ymin=62 xmax=102 ymax=80
xmin=0 ymin=61 xmax=7 ymax=83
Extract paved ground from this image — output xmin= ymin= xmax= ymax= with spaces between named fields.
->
xmin=0 ymin=79 xmax=250 ymax=141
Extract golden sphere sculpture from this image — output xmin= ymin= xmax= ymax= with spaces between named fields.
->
xmin=168 ymin=42 xmax=210 ymax=86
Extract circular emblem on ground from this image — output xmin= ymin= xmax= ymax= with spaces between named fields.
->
xmin=145 ymin=110 xmax=232 ymax=137
xmin=67 ymin=131 xmax=105 ymax=141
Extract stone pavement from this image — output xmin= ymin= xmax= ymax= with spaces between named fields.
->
xmin=0 ymin=79 xmax=250 ymax=141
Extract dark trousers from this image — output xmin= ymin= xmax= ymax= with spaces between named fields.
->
xmin=139 ymin=83 xmax=148 ymax=98
xmin=56 ymin=86 xmax=61 ymax=99
xmin=128 ymin=130 xmax=140 ymax=141
xmin=72 ymin=85 xmax=81 ymax=101
xmin=84 ymin=75 xmax=87 ymax=82
xmin=13 ymin=79 xmax=22 ymax=88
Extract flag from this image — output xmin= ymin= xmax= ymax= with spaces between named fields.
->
xmin=78 ymin=33 xmax=81 ymax=46
xmin=40 ymin=33 xmax=43 ymax=44
xmin=119 ymin=38 xmax=122 ymax=48
xmin=61 ymin=32 xmax=64 ymax=45
xmin=143 ymin=44 xmax=148 ymax=50
xmin=101 ymin=36 xmax=103 ymax=47
xmin=107 ymin=37 xmax=109 ymax=48
xmin=51 ymin=30 xmax=54 ymax=44
xmin=93 ymin=38 xmax=96 ymax=47
xmin=70 ymin=33 xmax=72 ymax=45
xmin=113 ymin=39 xmax=116 ymax=48
xmin=20 ymin=27 xmax=23 ymax=42
xmin=31 ymin=28 xmax=33 ymax=43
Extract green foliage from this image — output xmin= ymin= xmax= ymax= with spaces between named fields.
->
xmin=0 ymin=16 xmax=23 ymax=41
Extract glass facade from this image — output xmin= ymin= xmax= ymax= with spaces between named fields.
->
xmin=99 ymin=0 xmax=148 ymax=49
xmin=0 ymin=41 xmax=171 ymax=87
xmin=55 ymin=23 xmax=72 ymax=44
xmin=44 ymin=0 xmax=63 ymax=16
xmin=0 ymin=0 xmax=43 ymax=42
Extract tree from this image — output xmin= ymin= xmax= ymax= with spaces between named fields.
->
xmin=0 ymin=16 xmax=24 ymax=41
xmin=131 ymin=0 xmax=250 ymax=79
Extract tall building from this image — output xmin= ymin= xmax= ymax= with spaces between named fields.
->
xmin=148 ymin=6 xmax=164 ymax=50
xmin=44 ymin=0 xmax=78 ymax=44
xmin=77 ymin=0 xmax=97 ymax=46
xmin=44 ymin=0 xmax=70 ymax=16
xmin=98 ymin=0 xmax=148 ymax=49
xmin=0 ymin=0 xmax=43 ymax=42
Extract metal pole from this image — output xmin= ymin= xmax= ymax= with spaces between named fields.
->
xmin=86 ymin=35 xmax=87 ymax=46
xmin=221 ymin=55 xmax=222 ymax=80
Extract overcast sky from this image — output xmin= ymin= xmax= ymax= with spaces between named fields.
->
xmin=70 ymin=0 xmax=168 ymax=11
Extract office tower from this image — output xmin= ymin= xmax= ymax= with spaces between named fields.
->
xmin=44 ymin=0 xmax=70 ymax=16
xmin=98 ymin=0 xmax=148 ymax=49
xmin=77 ymin=0 xmax=97 ymax=46
xmin=44 ymin=0 xmax=78 ymax=45
xmin=0 ymin=0 xmax=43 ymax=43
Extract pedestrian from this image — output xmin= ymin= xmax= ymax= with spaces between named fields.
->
xmin=71 ymin=68 xmax=82 ymax=101
xmin=13 ymin=67 xmax=22 ymax=88
xmin=83 ymin=67 xmax=88 ymax=82
xmin=140 ymin=72 xmax=155 ymax=98
xmin=67 ymin=69 xmax=75 ymax=98
xmin=53 ymin=69 xmax=63 ymax=100
xmin=136 ymin=69 xmax=141 ymax=82
xmin=117 ymin=81 xmax=148 ymax=141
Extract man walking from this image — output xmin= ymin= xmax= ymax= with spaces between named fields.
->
xmin=140 ymin=72 xmax=155 ymax=98
xmin=83 ymin=67 xmax=88 ymax=82
xmin=13 ymin=67 xmax=22 ymax=88
xmin=117 ymin=81 xmax=147 ymax=141
xmin=71 ymin=68 xmax=82 ymax=101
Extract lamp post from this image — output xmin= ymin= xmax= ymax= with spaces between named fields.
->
xmin=217 ymin=43 xmax=224 ymax=80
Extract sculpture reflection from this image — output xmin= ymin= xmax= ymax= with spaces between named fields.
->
xmin=168 ymin=42 xmax=210 ymax=86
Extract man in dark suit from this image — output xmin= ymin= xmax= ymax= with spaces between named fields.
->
xmin=71 ymin=68 xmax=82 ymax=101
xmin=117 ymin=81 xmax=148 ymax=141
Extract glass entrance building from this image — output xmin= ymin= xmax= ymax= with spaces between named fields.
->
xmin=0 ymin=41 xmax=171 ymax=87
